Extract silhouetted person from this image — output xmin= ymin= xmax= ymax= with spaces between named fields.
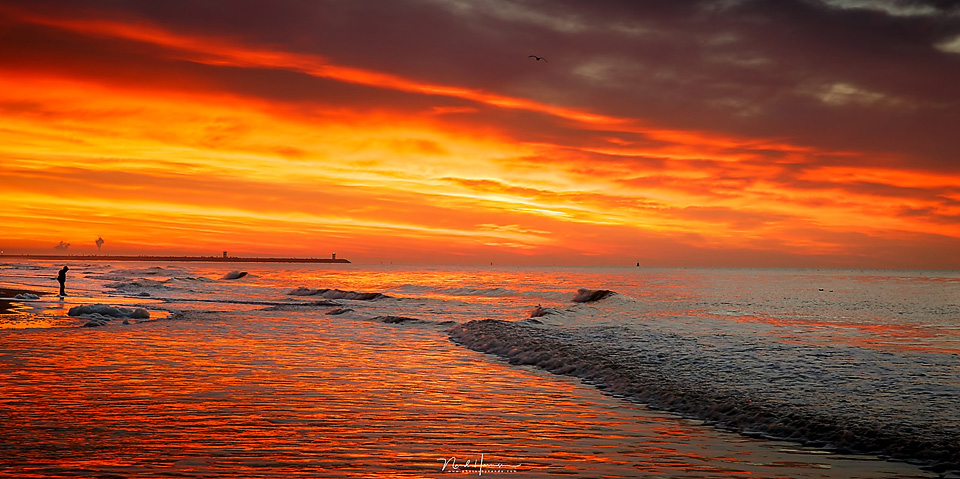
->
xmin=57 ymin=266 xmax=68 ymax=296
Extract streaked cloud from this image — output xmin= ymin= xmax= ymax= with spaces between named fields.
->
xmin=0 ymin=0 xmax=958 ymax=267
xmin=935 ymin=34 xmax=960 ymax=54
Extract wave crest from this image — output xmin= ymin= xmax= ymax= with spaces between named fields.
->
xmin=221 ymin=271 xmax=248 ymax=280
xmin=572 ymin=289 xmax=615 ymax=302
xmin=288 ymin=287 xmax=387 ymax=301
xmin=448 ymin=319 xmax=960 ymax=472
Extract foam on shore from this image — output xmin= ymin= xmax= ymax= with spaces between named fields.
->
xmin=68 ymin=303 xmax=151 ymax=327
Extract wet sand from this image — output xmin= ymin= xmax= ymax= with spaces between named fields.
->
xmin=0 ymin=287 xmax=47 ymax=315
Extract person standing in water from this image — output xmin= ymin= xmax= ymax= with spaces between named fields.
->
xmin=57 ymin=266 xmax=69 ymax=296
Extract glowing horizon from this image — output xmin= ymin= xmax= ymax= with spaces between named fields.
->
xmin=2 ymin=1 xmax=959 ymax=268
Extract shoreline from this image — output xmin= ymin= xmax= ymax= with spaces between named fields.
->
xmin=0 ymin=286 xmax=48 ymax=315
xmin=0 ymin=263 xmax=952 ymax=478
xmin=449 ymin=319 xmax=960 ymax=474
xmin=1 ymin=254 xmax=350 ymax=263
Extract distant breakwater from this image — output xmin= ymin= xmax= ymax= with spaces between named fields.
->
xmin=4 ymin=255 xmax=350 ymax=263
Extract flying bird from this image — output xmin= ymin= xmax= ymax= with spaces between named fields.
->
xmin=528 ymin=55 xmax=548 ymax=62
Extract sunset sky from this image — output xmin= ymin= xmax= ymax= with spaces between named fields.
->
xmin=2 ymin=0 xmax=959 ymax=267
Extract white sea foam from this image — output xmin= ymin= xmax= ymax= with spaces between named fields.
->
xmin=68 ymin=303 xmax=150 ymax=319
xmin=68 ymin=303 xmax=150 ymax=326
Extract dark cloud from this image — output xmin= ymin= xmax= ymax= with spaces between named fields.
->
xmin=6 ymin=0 xmax=958 ymax=172
xmin=0 ymin=16 xmax=489 ymax=116
xmin=4 ymin=0 xmax=960 ymax=266
xmin=10 ymin=0 xmax=956 ymax=200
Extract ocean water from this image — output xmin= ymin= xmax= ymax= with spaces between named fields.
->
xmin=0 ymin=261 xmax=958 ymax=478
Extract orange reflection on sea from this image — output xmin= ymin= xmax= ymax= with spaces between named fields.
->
xmin=0 ymin=306 xmax=940 ymax=478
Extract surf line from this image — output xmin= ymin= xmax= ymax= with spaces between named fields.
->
xmin=438 ymin=454 xmax=522 ymax=475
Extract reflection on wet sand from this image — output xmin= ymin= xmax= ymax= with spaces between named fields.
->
xmin=0 ymin=287 xmax=46 ymax=314
xmin=0 ymin=310 xmax=938 ymax=478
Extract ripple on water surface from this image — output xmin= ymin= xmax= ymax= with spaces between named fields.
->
xmin=0 ymin=310 xmax=942 ymax=478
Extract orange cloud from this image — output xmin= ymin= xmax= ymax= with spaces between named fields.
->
xmin=1 ymin=6 xmax=958 ymax=267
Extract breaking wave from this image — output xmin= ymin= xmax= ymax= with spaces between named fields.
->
xmin=572 ymin=288 xmax=616 ymax=302
xmin=221 ymin=270 xmax=248 ymax=280
xmin=288 ymin=287 xmax=387 ymax=301
xmin=448 ymin=319 xmax=960 ymax=473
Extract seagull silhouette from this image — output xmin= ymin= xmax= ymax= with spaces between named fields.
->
xmin=528 ymin=55 xmax=548 ymax=62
